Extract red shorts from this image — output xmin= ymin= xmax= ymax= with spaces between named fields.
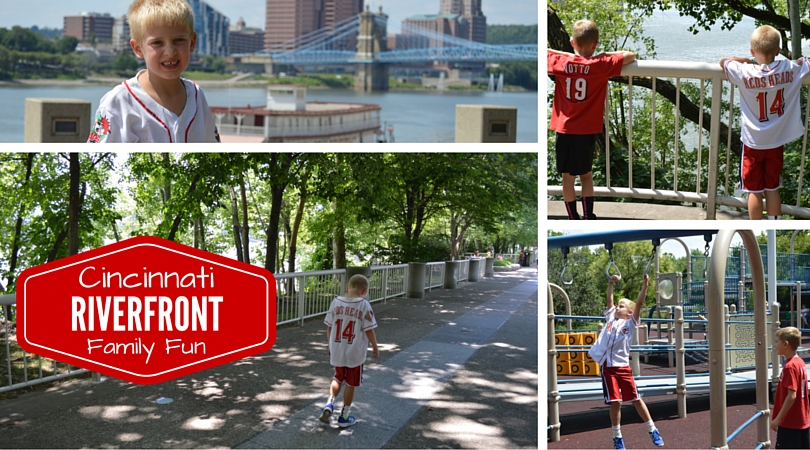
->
xmin=601 ymin=365 xmax=640 ymax=404
xmin=333 ymin=365 xmax=364 ymax=388
xmin=740 ymin=144 xmax=783 ymax=193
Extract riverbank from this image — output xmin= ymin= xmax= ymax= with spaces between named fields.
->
xmin=0 ymin=73 xmax=531 ymax=92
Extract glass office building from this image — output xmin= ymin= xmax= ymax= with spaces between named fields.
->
xmin=189 ymin=0 xmax=230 ymax=57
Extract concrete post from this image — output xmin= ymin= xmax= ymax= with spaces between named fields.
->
xmin=25 ymin=98 xmax=91 ymax=143
xmin=455 ymin=105 xmax=517 ymax=143
xmin=407 ymin=262 xmax=426 ymax=298
xmin=444 ymin=261 xmax=459 ymax=289
xmin=484 ymin=257 xmax=495 ymax=277
xmin=468 ymin=258 xmax=481 ymax=282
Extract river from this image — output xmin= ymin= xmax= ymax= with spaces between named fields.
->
xmin=0 ymin=83 xmax=538 ymax=143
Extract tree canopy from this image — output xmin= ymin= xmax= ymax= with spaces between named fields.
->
xmin=0 ymin=152 xmax=538 ymax=295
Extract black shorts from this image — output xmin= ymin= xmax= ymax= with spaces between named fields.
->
xmin=776 ymin=426 xmax=810 ymax=449
xmin=555 ymin=132 xmax=598 ymax=176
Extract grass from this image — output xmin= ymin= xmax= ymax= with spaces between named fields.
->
xmin=181 ymin=70 xmax=235 ymax=81
xmin=247 ymin=74 xmax=354 ymax=88
xmin=388 ymin=77 xmax=423 ymax=89
xmin=493 ymin=260 xmax=513 ymax=267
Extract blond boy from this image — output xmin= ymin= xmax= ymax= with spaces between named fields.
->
xmin=319 ymin=274 xmax=379 ymax=427
xmin=88 ymin=0 xmax=219 ymax=143
xmin=548 ymin=20 xmax=635 ymax=220
xmin=720 ymin=25 xmax=810 ymax=219
xmin=772 ymin=327 xmax=810 ymax=448
xmin=588 ymin=274 xmax=663 ymax=449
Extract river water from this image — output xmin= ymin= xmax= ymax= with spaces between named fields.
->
xmin=0 ymin=83 xmax=538 ymax=143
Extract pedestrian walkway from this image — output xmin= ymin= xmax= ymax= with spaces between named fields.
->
xmin=0 ymin=269 xmax=537 ymax=449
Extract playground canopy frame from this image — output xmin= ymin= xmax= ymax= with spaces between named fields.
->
xmin=547 ymin=229 xmax=769 ymax=450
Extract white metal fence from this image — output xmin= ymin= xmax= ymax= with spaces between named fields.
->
xmin=0 ymin=259 xmax=490 ymax=394
xmin=547 ymin=60 xmax=810 ymax=219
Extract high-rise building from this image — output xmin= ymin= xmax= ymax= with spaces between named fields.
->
xmin=230 ymin=18 xmax=265 ymax=54
xmin=438 ymin=0 xmax=486 ymax=43
xmin=64 ymin=13 xmax=115 ymax=42
xmin=264 ymin=0 xmax=362 ymax=50
xmin=189 ymin=0 xmax=230 ymax=57
xmin=112 ymin=15 xmax=131 ymax=53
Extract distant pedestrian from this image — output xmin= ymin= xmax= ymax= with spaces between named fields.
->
xmin=588 ymin=274 xmax=663 ymax=450
xmin=771 ymin=327 xmax=810 ymax=448
xmin=319 ymin=274 xmax=379 ymax=427
xmin=548 ymin=19 xmax=635 ymax=220
xmin=87 ymin=0 xmax=220 ymax=143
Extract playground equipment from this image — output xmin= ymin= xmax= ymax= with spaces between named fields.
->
xmin=548 ymin=230 xmax=771 ymax=449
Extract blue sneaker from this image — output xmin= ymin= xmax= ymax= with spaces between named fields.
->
xmin=319 ymin=403 xmax=333 ymax=424
xmin=613 ymin=436 xmax=625 ymax=450
xmin=650 ymin=429 xmax=664 ymax=446
xmin=337 ymin=415 xmax=356 ymax=427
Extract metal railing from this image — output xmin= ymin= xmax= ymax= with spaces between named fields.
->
xmin=425 ymin=262 xmax=445 ymax=291
xmin=547 ymin=60 xmax=810 ymax=219
xmin=457 ymin=260 xmax=469 ymax=282
xmin=0 ymin=259 xmax=482 ymax=394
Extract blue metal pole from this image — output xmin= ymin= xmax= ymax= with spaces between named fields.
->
xmin=548 ymin=230 xmax=718 ymax=249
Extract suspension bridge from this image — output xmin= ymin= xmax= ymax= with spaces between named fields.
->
xmin=231 ymin=8 xmax=537 ymax=90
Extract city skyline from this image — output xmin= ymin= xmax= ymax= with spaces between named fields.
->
xmin=1 ymin=0 xmax=537 ymax=34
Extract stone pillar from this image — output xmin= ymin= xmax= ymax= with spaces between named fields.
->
xmin=468 ymin=259 xmax=481 ymax=282
xmin=354 ymin=7 xmax=389 ymax=92
xmin=485 ymin=257 xmax=495 ymax=277
xmin=444 ymin=261 xmax=459 ymax=289
xmin=407 ymin=262 xmax=426 ymax=298
xmin=455 ymin=105 xmax=518 ymax=143
xmin=344 ymin=266 xmax=372 ymax=293
xmin=25 ymin=98 xmax=91 ymax=143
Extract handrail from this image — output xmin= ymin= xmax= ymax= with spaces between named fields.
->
xmin=727 ymin=411 xmax=763 ymax=444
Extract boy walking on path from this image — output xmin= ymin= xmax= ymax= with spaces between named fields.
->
xmin=588 ymin=274 xmax=663 ymax=449
xmin=771 ymin=327 xmax=810 ymax=449
xmin=88 ymin=0 xmax=220 ymax=143
xmin=319 ymin=274 xmax=379 ymax=427
xmin=548 ymin=19 xmax=635 ymax=220
xmin=720 ymin=25 xmax=810 ymax=219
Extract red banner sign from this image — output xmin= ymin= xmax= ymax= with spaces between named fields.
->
xmin=16 ymin=236 xmax=276 ymax=384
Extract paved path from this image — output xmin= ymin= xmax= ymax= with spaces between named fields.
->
xmin=547 ymin=200 xmax=748 ymax=220
xmin=0 ymin=269 xmax=537 ymax=449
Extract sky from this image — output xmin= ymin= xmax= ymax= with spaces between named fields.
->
xmin=0 ymin=0 xmax=539 ymax=31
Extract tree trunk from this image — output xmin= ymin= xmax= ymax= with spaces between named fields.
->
xmin=240 ymin=176 xmax=250 ymax=264
xmin=193 ymin=216 xmax=200 ymax=249
xmin=161 ymin=152 xmax=171 ymax=205
xmin=230 ymin=186 xmax=243 ymax=262
xmin=264 ymin=185 xmax=285 ymax=273
xmin=288 ymin=185 xmax=307 ymax=275
xmin=7 ymin=153 xmax=35 ymax=290
xmin=68 ymin=153 xmax=80 ymax=256
xmin=167 ymin=173 xmax=200 ymax=242
xmin=332 ymin=199 xmax=346 ymax=270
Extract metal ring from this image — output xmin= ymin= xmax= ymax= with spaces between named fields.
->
xmin=606 ymin=259 xmax=621 ymax=281
xmin=561 ymin=261 xmax=573 ymax=285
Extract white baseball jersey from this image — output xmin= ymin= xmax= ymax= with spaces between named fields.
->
xmin=88 ymin=70 xmax=220 ymax=143
xmin=324 ymin=296 xmax=378 ymax=368
xmin=724 ymin=58 xmax=810 ymax=149
xmin=588 ymin=306 xmax=639 ymax=367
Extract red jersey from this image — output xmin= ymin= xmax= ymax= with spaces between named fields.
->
xmin=548 ymin=52 xmax=625 ymax=134
xmin=774 ymin=355 xmax=810 ymax=430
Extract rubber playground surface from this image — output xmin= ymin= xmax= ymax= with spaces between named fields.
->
xmin=549 ymin=333 xmax=810 ymax=449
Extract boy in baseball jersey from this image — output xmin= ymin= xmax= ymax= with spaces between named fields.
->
xmin=771 ymin=327 xmax=810 ymax=449
xmin=87 ymin=0 xmax=219 ymax=143
xmin=548 ymin=20 xmax=635 ymax=220
xmin=588 ymin=274 xmax=663 ymax=450
xmin=720 ymin=25 xmax=810 ymax=219
xmin=319 ymin=274 xmax=379 ymax=427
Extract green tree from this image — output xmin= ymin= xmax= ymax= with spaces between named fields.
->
xmin=56 ymin=36 xmax=79 ymax=54
xmin=487 ymin=24 xmax=538 ymax=45
xmin=112 ymin=52 xmax=139 ymax=71
xmin=0 ymin=44 xmax=12 ymax=74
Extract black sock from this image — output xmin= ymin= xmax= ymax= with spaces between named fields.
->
xmin=582 ymin=197 xmax=596 ymax=219
xmin=565 ymin=201 xmax=580 ymax=220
